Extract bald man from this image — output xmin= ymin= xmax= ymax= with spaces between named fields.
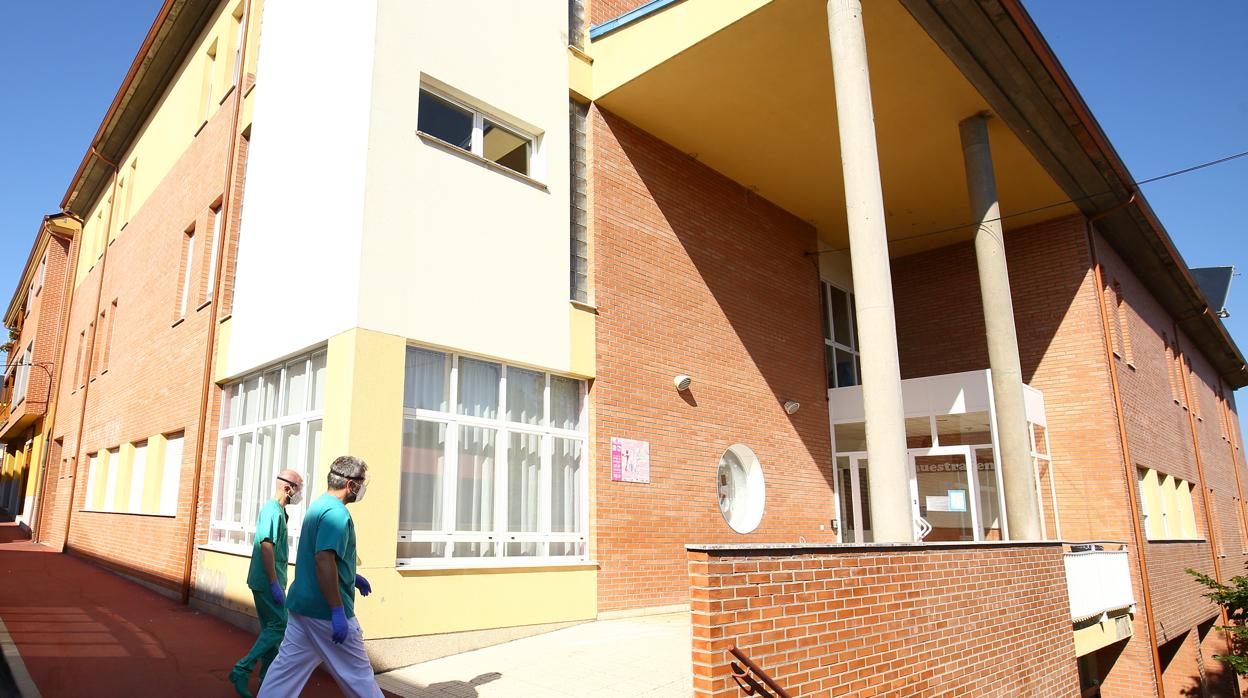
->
xmin=230 ymin=469 xmax=305 ymax=698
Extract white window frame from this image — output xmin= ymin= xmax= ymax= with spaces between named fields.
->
xmin=398 ymin=349 xmax=589 ymax=569
xmin=822 ymin=281 xmax=859 ymax=389
xmin=13 ymin=342 xmax=32 ymax=405
xmin=417 ymin=86 xmax=538 ymax=180
xmin=208 ymin=350 xmax=326 ymax=554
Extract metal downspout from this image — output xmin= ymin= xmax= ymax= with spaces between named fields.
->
xmin=180 ymin=0 xmax=253 ymax=605
xmin=61 ymin=149 xmax=120 ymax=552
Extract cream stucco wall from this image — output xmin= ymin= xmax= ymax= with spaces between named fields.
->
xmin=224 ymin=0 xmax=378 ymax=377
xmin=75 ymin=0 xmax=260 ymax=289
xmin=356 ymin=0 xmax=584 ymax=376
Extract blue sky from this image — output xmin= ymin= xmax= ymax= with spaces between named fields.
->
xmin=0 ymin=2 xmax=1246 ymax=421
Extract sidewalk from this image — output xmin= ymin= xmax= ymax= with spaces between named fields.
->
xmin=378 ymin=613 xmax=693 ymax=697
xmin=0 ymin=523 xmax=392 ymax=697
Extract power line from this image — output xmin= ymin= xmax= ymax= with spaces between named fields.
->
xmin=809 ymin=147 xmax=1248 ymax=254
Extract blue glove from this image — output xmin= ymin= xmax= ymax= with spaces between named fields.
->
xmin=355 ymin=574 xmax=371 ymax=597
xmin=330 ymin=605 xmax=348 ymax=644
xmin=269 ymin=580 xmax=285 ymax=606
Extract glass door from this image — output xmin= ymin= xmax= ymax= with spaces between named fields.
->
xmin=835 ymin=455 xmax=872 ymax=543
xmin=908 ymin=447 xmax=979 ymax=541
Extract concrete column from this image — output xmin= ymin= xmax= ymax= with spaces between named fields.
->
xmin=827 ymin=0 xmax=914 ymax=543
xmin=959 ymin=114 xmax=1043 ymax=540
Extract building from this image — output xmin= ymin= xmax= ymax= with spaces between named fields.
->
xmin=6 ymin=0 xmax=1248 ymax=696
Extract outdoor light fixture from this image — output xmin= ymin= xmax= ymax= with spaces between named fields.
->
xmin=783 ymin=400 xmax=801 ymax=414
xmin=674 ymin=374 xmax=693 ymax=391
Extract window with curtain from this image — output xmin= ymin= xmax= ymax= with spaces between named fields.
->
xmin=398 ymin=346 xmax=588 ymax=567
xmin=209 ymin=349 xmax=326 ymax=552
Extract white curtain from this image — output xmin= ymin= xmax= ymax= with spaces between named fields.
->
xmin=405 ymin=347 xmax=447 ymax=411
xmin=506 ymin=368 xmax=543 ymax=425
xmin=457 ymin=425 xmax=495 ymax=532
xmin=550 ymin=376 xmax=580 ymax=430
xmin=458 ymin=358 xmax=500 ymax=419
xmin=552 ymin=438 xmax=581 ymax=533
xmin=281 ymin=361 xmax=305 ymax=416
xmin=401 ymin=419 xmax=444 ymax=532
xmin=508 ymin=432 xmax=541 ymax=532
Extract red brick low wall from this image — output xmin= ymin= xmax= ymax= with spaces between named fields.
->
xmin=689 ymin=543 xmax=1079 ymax=697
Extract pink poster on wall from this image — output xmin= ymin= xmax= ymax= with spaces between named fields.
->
xmin=610 ymin=437 xmax=650 ymax=484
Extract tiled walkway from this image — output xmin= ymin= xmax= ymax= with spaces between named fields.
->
xmin=379 ymin=613 xmax=693 ymax=698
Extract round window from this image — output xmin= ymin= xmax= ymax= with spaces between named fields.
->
xmin=717 ymin=445 xmax=765 ymax=533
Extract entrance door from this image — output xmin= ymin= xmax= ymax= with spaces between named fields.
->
xmin=835 ymin=455 xmax=872 ymax=543
xmin=909 ymin=448 xmax=979 ymax=541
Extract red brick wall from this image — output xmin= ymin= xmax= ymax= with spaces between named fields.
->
xmin=1146 ymin=542 xmax=1219 ymax=644
xmin=689 ymin=543 xmax=1079 ymax=697
xmin=589 ymin=0 xmax=650 ymax=26
xmin=40 ymin=91 xmax=245 ymax=595
xmin=591 ymin=107 xmax=836 ymax=611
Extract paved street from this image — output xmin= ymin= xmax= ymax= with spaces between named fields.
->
xmin=0 ymin=523 xmax=693 ymax=697
xmin=379 ymin=613 xmax=693 ymax=698
xmin=0 ymin=523 xmax=391 ymax=697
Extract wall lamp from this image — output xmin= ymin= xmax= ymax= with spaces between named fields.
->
xmin=674 ymin=374 xmax=693 ymax=391
xmin=783 ymin=400 xmax=801 ymax=414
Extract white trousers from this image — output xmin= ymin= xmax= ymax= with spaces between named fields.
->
xmin=256 ymin=611 xmax=383 ymax=698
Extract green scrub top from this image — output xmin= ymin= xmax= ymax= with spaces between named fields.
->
xmin=246 ymin=499 xmax=289 ymax=592
xmin=287 ymin=493 xmax=358 ymax=620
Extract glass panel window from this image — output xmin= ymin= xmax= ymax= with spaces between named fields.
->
xmin=508 ymin=432 xmax=542 ymax=532
xmin=309 ymin=352 xmax=327 ymax=411
xmin=833 ymin=422 xmax=867 ymax=452
xmin=283 ymin=360 xmax=307 ymax=416
xmin=418 ymin=91 xmax=472 ymax=149
xmin=829 ymin=285 xmax=851 ymax=347
xmin=506 ymin=368 xmax=544 ymax=425
xmin=935 ymin=412 xmax=993 ymax=446
xmin=261 ymin=369 xmax=281 ymax=420
xmin=1032 ymin=423 xmax=1049 ymax=455
xmin=418 ymin=88 xmax=537 ymax=181
xmin=400 ymin=420 xmax=444 ymax=531
xmin=905 ymin=417 xmax=933 ymax=449
xmin=483 ymin=120 xmax=529 ymax=175
xmin=551 ymin=376 xmax=581 ymax=431
xmin=458 ymin=358 xmax=500 ymax=419
xmin=398 ymin=349 xmax=587 ymax=566
xmin=975 ymin=448 xmax=1003 ymax=540
xmin=456 ymin=426 xmax=496 ymax=531
xmin=209 ymin=349 xmax=327 ymax=553
xmin=405 ymin=347 xmax=448 ymax=411
xmin=551 ymin=438 xmax=582 ymax=533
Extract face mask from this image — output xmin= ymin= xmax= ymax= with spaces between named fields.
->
xmin=287 ymin=488 xmax=303 ymax=506
xmin=350 ymin=480 xmax=368 ymax=503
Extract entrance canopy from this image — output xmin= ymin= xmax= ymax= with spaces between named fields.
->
xmin=588 ymin=0 xmax=1077 ymax=257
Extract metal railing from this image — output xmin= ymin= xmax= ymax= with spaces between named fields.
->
xmin=728 ymin=646 xmax=791 ymax=698
xmin=1063 ymin=541 xmax=1135 ymax=622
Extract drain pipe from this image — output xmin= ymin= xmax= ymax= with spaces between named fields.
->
xmin=61 ymin=148 xmax=120 ymax=552
xmin=1084 ymin=193 xmax=1166 ymax=697
xmin=180 ymin=0 xmax=253 ymax=605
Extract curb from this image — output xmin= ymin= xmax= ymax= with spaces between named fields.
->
xmin=0 ymin=618 xmax=40 ymax=698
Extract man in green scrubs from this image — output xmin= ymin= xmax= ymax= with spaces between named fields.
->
xmin=257 ymin=455 xmax=381 ymax=698
xmin=229 ymin=468 xmax=304 ymax=697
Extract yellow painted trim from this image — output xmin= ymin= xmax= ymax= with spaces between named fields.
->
xmin=143 ymin=434 xmax=169 ymax=514
xmin=90 ymin=450 xmax=109 ymax=510
xmin=115 ymin=443 xmax=136 ymax=512
xmin=1140 ymin=468 xmax=1162 ymax=539
xmin=359 ymin=567 xmax=597 ymax=639
xmin=588 ymin=0 xmax=770 ymax=99
xmin=568 ymin=46 xmax=593 ymax=103
xmin=1073 ymin=611 xmax=1134 ymax=657
xmin=321 ymin=328 xmax=406 ymax=569
xmin=196 ymin=548 xmax=262 ymax=617
xmin=569 ymin=304 xmax=596 ymax=378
